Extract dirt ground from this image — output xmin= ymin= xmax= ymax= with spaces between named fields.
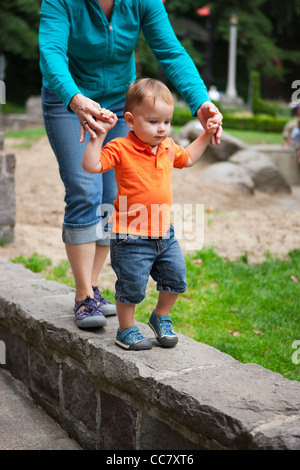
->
xmin=1 ymin=136 xmax=300 ymax=290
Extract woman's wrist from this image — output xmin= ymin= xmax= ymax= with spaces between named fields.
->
xmin=69 ymin=93 xmax=84 ymax=113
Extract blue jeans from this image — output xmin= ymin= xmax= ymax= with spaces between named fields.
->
xmin=41 ymin=87 xmax=129 ymax=245
xmin=110 ymin=225 xmax=187 ymax=304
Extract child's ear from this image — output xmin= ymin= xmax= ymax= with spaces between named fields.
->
xmin=125 ymin=111 xmax=134 ymax=128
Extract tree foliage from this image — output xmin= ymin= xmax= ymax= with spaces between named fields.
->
xmin=0 ymin=0 xmax=41 ymax=59
xmin=0 ymin=0 xmax=299 ymax=103
xmin=162 ymin=0 xmax=300 ymax=98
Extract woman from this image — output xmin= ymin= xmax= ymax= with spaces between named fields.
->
xmin=39 ymin=0 xmax=222 ymax=328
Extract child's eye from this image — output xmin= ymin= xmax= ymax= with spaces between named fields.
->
xmin=149 ymin=120 xmax=157 ymax=124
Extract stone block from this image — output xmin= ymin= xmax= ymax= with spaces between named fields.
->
xmin=99 ymin=391 xmax=137 ymax=450
xmin=0 ymin=325 xmax=29 ymax=386
xmin=62 ymin=364 xmax=97 ymax=432
xmin=26 ymin=96 xmax=43 ymax=122
xmin=138 ymin=413 xmax=204 ymax=450
xmin=29 ymin=346 xmax=60 ymax=403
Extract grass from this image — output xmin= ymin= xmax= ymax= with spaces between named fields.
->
xmin=10 ymin=252 xmax=76 ymax=289
xmin=4 ymin=127 xmax=46 ymax=148
xmin=224 ymin=128 xmax=284 ymax=145
xmin=10 ymin=248 xmax=300 ymax=382
xmin=136 ymin=248 xmax=300 ymax=382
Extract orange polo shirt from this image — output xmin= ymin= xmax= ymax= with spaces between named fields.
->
xmin=100 ymin=131 xmax=189 ymax=237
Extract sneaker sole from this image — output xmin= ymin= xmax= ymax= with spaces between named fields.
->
xmin=115 ymin=338 xmax=152 ymax=351
xmin=148 ymin=322 xmax=178 ymax=348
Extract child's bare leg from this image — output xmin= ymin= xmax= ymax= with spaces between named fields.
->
xmin=155 ymin=291 xmax=179 ymax=316
xmin=149 ymin=291 xmax=179 ymax=347
xmin=116 ymin=301 xmax=135 ymax=330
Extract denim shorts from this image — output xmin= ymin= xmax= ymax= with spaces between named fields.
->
xmin=110 ymin=225 xmax=187 ymax=304
xmin=41 ymin=87 xmax=130 ymax=245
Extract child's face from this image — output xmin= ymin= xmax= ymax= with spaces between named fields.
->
xmin=126 ymin=98 xmax=174 ymax=147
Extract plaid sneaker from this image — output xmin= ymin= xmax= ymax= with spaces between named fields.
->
xmin=148 ymin=310 xmax=178 ymax=347
xmin=93 ymin=286 xmax=117 ymax=316
xmin=115 ymin=326 xmax=152 ymax=351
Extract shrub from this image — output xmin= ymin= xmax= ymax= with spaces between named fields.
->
xmin=250 ymin=70 xmax=276 ymax=117
xmin=172 ymin=106 xmax=289 ymax=133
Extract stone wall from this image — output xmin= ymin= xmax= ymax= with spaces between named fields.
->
xmin=0 ymin=132 xmax=15 ymax=243
xmin=0 ymin=258 xmax=300 ymax=450
xmin=1 ymin=96 xmax=44 ymax=130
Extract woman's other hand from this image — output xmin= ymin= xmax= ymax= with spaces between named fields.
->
xmin=196 ymin=101 xmax=223 ymax=145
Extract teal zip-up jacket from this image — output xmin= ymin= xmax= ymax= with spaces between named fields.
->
xmin=39 ymin=0 xmax=210 ymax=114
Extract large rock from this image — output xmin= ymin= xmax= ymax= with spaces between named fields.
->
xmin=179 ymin=121 xmax=247 ymax=163
xmin=230 ymin=149 xmax=291 ymax=194
xmin=179 ymin=119 xmax=204 ymax=141
xmin=200 ymin=161 xmax=255 ymax=194
xmin=205 ymin=132 xmax=248 ymax=162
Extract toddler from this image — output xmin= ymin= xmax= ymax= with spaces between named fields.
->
xmin=83 ymin=78 xmax=222 ymax=350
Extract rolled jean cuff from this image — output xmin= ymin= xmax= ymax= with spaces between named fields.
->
xmin=62 ymin=221 xmax=111 ymax=246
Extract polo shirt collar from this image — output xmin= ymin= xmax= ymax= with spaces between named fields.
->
xmin=126 ymin=131 xmax=171 ymax=152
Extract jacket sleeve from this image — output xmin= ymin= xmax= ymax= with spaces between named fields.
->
xmin=39 ymin=0 xmax=81 ymax=108
xmin=140 ymin=0 xmax=210 ymax=115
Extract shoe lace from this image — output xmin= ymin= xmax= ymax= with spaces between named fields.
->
xmin=93 ymin=286 xmax=110 ymax=305
xmin=158 ymin=316 xmax=174 ymax=335
xmin=75 ymin=296 xmax=99 ymax=320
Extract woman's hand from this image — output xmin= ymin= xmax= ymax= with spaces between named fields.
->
xmin=69 ymin=93 xmax=116 ymax=143
xmin=196 ymin=101 xmax=223 ymax=145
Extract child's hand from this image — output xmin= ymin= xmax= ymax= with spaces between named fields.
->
xmin=205 ymin=114 xmax=223 ymax=136
xmin=94 ymin=109 xmax=118 ymax=135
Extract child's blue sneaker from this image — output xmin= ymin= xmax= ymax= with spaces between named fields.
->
xmin=148 ymin=310 xmax=178 ymax=347
xmin=115 ymin=326 xmax=152 ymax=351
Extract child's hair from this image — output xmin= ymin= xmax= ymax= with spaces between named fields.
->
xmin=124 ymin=78 xmax=174 ymax=113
